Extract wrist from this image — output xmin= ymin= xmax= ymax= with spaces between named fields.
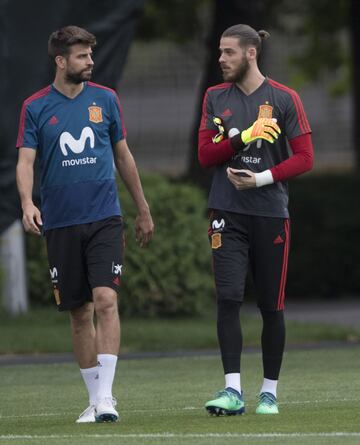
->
xmin=254 ymin=170 xmax=274 ymax=187
xmin=230 ymin=133 xmax=246 ymax=152
xmin=137 ymin=202 xmax=151 ymax=216
xmin=21 ymin=199 xmax=34 ymax=210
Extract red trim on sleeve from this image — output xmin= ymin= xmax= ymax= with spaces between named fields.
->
xmin=268 ymin=79 xmax=311 ymax=134
xmin=16 ymin=85 xmax=51 ymax=148
xmin=16 ymin=103 xmax=28 ymax=148
xmin=208 ymin=82 xmax=232 ymax=91
xmin=114 ymin=93 xmax=127 ymax=139
xmin=198 ymin=83 xmax=234 ymax=166
xmin=199 ymin=83 xmax=232 ymax=131
xmin=270 ymin=133 xmax=314 ymax=182
xmin=199 ymin=90 xmax=210 ymax=131
xmin=198 ymin=129 xmax=235 ymax=167
xmin=88 ymin=81 xmax=116 ymax=93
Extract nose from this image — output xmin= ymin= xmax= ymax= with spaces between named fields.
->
xmin=87 ymin=55 xmax=94 ymax=66
xmin=219 ymin=53 xmax=225 ymax=64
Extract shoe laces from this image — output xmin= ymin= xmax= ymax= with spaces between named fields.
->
xmin=101 ymin=396 xmax=117 ymax=407
xmin=216 ymin=389 xmax=241 ymax=401
xmin=258 ymin=392 xmax=277 ymax=406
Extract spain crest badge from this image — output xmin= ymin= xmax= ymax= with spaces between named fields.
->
xmin=257 ymin=102 xmax=273 ymax=119
xmin=211 ymin=233 xmax=222 ymax=249
xmin=88 ymin=106 xmax=103 ymax=123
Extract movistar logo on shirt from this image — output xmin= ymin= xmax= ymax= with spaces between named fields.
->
xmin=60 ymin=126 xmax=97 ymax=167
xmin=240 ymin=156 xmax=261 ymax=164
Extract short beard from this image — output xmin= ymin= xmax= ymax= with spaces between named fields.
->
xmin=65 ymin=70 xmax=92 ymax=85
xmin=222 ymin=58 xmax=250 ymax=83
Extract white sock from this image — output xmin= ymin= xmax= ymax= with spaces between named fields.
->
xmin=97 ymin=354 xmax=118 ymax=401
xmin=260 ymin=378 xmax=278 ymax=397
xmin=225 ymin=373 xmax=241 ymax=393
xmin=80 ymin=366 xmax=99 ymax=406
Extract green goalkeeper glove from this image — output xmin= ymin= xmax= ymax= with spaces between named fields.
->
xmin=241 ymin=118 xmax=281 ymax=145
xmin=212 ymin=116 xmax=225 ymax=143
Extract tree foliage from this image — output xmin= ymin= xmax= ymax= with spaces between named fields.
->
xmin=137 ymin=0 xmax=351 ymax=93
xmin=136 ymin=0 xmax=210 ymax=43
xmin=271 ymin=0 xmax=350 ymax=94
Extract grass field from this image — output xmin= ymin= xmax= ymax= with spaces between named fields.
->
xmin=0 ymin=308 xmax=358 ymax=354
xmin=0 ymin=347 xmax=360 ymax=445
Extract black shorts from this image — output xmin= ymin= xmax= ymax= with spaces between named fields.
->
xmin=45 ymin=216 xmax=124 ymax=311
xmin=208 ymin=209 xmax=290 ymax=311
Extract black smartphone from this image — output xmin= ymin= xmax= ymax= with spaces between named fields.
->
xmin=235 ymin=171 xmax=251 ymax=178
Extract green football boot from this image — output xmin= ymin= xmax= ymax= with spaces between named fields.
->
xmin=205 ymin=387 xmax=245 ymax=416
xmin=255 ymin=392 xmax=279 ymax=414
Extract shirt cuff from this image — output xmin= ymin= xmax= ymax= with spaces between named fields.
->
xmin=229 ymin=132 xmax=245 ymax=152
xmin=255 ymin=170 xmax=274 ymax=187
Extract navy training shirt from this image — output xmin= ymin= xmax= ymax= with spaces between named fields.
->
xmin=200 ymin=78 xmax=311 ymax=218
xmin=16 ymin=82 xmax=126 ymax=230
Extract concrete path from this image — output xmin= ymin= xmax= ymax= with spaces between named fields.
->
xmin=242 ymin=299 xmax=360 ymax=329
xmin=284 ymin=299 xmax=360 ymax=329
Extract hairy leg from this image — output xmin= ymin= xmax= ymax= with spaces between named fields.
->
xmin=93 ymin=287 xmax=120 ymax=354
xmin=70 ymin=302 xmax=97 ymax=368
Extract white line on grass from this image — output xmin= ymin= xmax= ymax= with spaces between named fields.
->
xmin=281 ymin=398 xmax=359 ymax=405
xmin=0 ymin=397 xmax=358 ymax=420
xmin=0 ymin=413 xmax=67 ymax=419
xmin=1 ymin=433 xmax=360 ymax=440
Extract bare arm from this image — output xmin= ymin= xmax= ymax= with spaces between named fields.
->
xmin=16 ymin=147 xmax=42 ymax=235
xmin=113 ymin=139 xmax=154 ymax=247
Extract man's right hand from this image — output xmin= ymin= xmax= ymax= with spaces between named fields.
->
xmin=22 ymin=202 xmax=43 ymax=235
xmin=241 ymin=118 xmax=281 ymax=145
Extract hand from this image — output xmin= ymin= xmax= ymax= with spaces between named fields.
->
xmin=241 ymin=118 xmax=281 ymax=145
xmin=212 ymin=116 xmax=225 ymax=143
xmin=227 ymin=167 xmax=256 ymax=190
xmin=22 ymin=202 xmax=43 ymax=235
xmin=135 ymin=210 xmax=154 ymax=247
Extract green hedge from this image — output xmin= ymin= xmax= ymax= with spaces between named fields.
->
xmin=25 ymin=174 xmax=214 ymax=316
xmin=26 ymin=234 xmax=50 ymax=307
xmin=117 ymin=174 xmax=213 ymax=316
xmin=25 ymin=173 xmax=360 ymax=312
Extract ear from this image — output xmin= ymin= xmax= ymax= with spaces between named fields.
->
xmin=247 ymin=47 xmax=257 ymax=61
xmin=55 ymin=55 xmax=66 ymax=70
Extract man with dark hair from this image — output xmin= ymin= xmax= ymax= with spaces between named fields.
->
xmin=47 ymin=26 xmax=97 ymax=60
xmin=16 ymin=25 xmax=154 ymax=423
xmin=198 ymin=24 xmax=313 ymax=415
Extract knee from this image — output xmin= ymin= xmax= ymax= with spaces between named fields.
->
xmin=217 ymin=299 xmax=242 ymax=323
xmin=93 ymin=287 xmax=118 ymax=318
xmin=260 ymin=308 xmax=284 ymax=326
xmin=216 ymin=284 xmax=243 ymax=302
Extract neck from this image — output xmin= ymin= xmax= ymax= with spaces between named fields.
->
xmin=53 ymin=76 xmax=85 ymax=99
xmin=236 ymin=66 xmax=265 ymax=95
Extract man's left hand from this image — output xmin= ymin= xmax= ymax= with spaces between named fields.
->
xmin=135 ymin=211 xmax=154 ymax=247
xmin=227 ymin=167 xmax=256 ymax=190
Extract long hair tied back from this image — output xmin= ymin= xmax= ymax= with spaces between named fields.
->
xmin=258 ymin=30 xmax=270 ymax=41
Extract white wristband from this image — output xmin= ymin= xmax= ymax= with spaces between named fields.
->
xmin=255 ymin=170 xmax=274 ymax=187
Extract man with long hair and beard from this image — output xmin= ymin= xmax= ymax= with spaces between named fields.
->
xmin=16 ymin=26 xmax=154 ymax=423
xmin=198 ymin=24 xmax=313 ymax=416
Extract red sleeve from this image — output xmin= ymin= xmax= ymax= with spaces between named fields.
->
xmin=270 ymin=133 xmax=314 ymax=182
xmin=198 ymin=129 xmax=236 ymax=168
